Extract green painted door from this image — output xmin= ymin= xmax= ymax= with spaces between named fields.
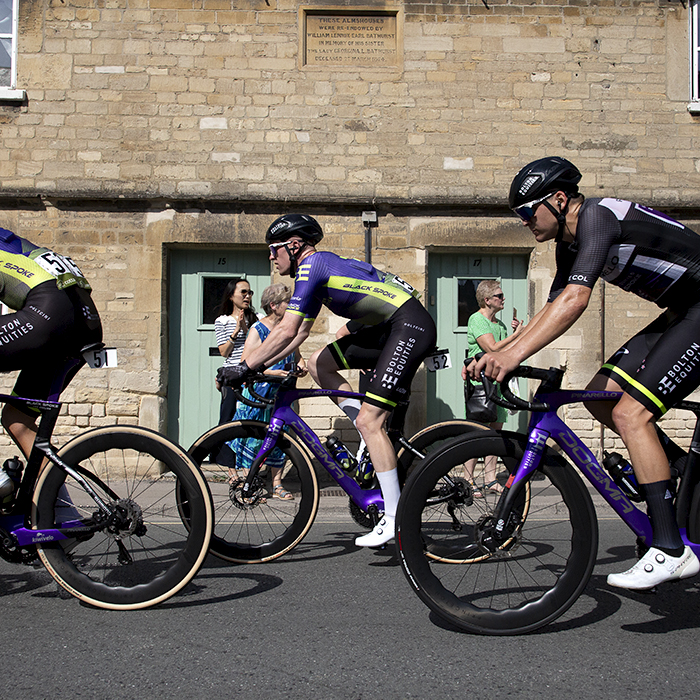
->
xmin=427 ymin=252 xmax=529 ymax=429
xmin=168 ymin=248 xmax=271 ymax=448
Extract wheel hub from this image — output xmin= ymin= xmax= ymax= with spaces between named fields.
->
xmin=106 ymin=499 xmax=145 ymax=537
xmin=229 ymin=476 xmax=267 ymax=510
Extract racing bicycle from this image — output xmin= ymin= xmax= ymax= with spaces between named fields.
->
xmin=0 ymin=343 xmax=213 ymax=610
xmin=396 ymin=364 xmax=700 ymax=635
xmin=181 ymin=370 xmax=492 ymax=563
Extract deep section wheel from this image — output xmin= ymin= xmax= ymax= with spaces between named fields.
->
xmin=397 ymin=431 xmax=598 ymax=635
xmin=186 ymin=421 xmax=319 ymax=563
xmin=33 ymin=426 xmax=213 ymax=610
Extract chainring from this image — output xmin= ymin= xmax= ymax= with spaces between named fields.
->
xmin=349 ymin=499 xmax=382 ymax=529
xmin=0 ymin=527 xmax=38 ymax=564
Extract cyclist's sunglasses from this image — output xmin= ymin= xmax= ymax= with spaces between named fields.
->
xmin=490 ymin=293 xmax=505 ymax=300
xmin=512 ymin=192 xmax=555 ymax=222
xmin=268 ymin=241 xmax=288 ymax=258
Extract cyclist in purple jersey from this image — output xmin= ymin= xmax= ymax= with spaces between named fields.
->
xmin=471 ymin=157 xmax=700 ymax=590
xmin=218 ymin=214 xmax=436 ymax=547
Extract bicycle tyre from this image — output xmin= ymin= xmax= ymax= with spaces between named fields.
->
xmin=186 ymin=421 xmax=319 ymax=563
xmin=32 ymin=426 xmax=213 ymax=610
xmin=396 ymin=431 xmax=598 ymax=635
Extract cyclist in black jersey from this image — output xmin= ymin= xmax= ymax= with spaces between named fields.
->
xmin=218 ymin=214 xmax=437 ymax=547
xmin=0 ymin=228 xmax=102 ymax=459
xmin=471 ymin=157 xmax=700 ymax=590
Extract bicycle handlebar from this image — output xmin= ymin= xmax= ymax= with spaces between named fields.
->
xmin=231 ymin=369 xmax=301 ymax=409
xmin=465 ymin=354 xmax=564 ymax=413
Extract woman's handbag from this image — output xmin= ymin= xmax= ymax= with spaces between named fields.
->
xmin=465 ymin=383 xmax=498 ymax=424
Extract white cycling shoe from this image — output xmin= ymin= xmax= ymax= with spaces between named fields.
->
xmin=355 ymin=515 xmax=395 ymax=548
xmin=607 ymin=546 xmax=700 ymax=591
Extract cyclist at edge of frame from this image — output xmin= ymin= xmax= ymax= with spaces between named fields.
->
xmin=0 ymin=229 xmax=103 ymax=468
xmin=469 ymin=156 xmax=700 ymax=591
xmin=217 ymin=214 xmax=437 ymax=548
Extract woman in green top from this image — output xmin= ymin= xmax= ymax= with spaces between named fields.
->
xmin=461 ymin=280 xmax=523 ymax=496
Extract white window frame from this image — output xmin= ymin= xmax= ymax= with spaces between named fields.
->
xmin=690 ymin=0 xmax=700 ymax=113
xmin=0 ymin=0 xmax=24 ymax=100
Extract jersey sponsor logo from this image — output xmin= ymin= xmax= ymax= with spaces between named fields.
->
xmin=295 ymin=264 xmax=311 ymax=282
xmin=657 ymin=342 xmax=700 ymax=396
xmin=569 ymin=274 xmax=589 ymax=282
xmin=3 ymin=262 xmax=35 ymax=278
xmin=338 ymin=279 xmax=401 ymax=302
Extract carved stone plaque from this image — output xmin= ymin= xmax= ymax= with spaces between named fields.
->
xmin=304 ymin=12 xmax=399 ymax=68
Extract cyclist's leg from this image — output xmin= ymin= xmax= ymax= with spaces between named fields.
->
xmin=0 ymin=300 xmax=62 ymax=457
xmin=1 ymin=405 xmax=40 ymax=459
xmin=584 ymin=310 xmax=669 ymax=429
xmin=600 ymin=304 xmax=700 ymax=587
xmin=0 ymin=284 xmax=102 ymax=456
xmin=355 ymin=300 xmax=436 ymax=546
xmin=310 ymin=325 xmax=387 ymax=454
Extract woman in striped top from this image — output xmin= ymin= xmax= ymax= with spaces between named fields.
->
xmin=214 ymin=277 xmax=258 ymax=424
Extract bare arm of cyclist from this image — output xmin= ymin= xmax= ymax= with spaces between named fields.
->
xmin=244 ymin=313 xmax=312 ymax=370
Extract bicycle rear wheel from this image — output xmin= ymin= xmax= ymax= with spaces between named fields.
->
xmin=33 ymin=426 xmax=213 ymax=610
xmin=397 ymin=431 xmax=598 ymax=635
xmin=185 ymin=421 xmax=319 ymax=563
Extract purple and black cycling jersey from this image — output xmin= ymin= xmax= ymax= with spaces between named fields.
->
xmin=286 ymin=251 xmax=415 ymax=325
xmin=549 ymin=198 xmax=700 ymax=310
xmin=287 ymin=250 xmax=436 ymax=410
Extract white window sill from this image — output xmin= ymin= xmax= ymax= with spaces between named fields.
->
xmin=0 ymin=88 xmax=26 ymax=101
xmin=688 ymin=102 xmax=700 ymax=115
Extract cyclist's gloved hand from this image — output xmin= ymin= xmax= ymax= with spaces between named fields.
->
xmin=217 ymin=361 xmax=254 ymax=388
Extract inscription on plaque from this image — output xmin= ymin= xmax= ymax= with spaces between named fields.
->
xmin=305 ymin=12 xmax=398 ymax=68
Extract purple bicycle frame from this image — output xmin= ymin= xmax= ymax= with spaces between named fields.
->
xmin=507 ymin=388 xmax=700 ymax=556
xmin=248 ymin=386 xmax=384 ymax=514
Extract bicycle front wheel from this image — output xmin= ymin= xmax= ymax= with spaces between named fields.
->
xmin=186 ymin=421 xmax=319 ymax=563
xmin=397 ymin=431 xmax=598 ymax=635
xmin=33 ymin=426 xmax=213 ymax=610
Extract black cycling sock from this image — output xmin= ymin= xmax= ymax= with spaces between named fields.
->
xmin=644 ymin=480 xmax=684 ymax=556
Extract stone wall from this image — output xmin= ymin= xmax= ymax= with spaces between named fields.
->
xmin=0 ymin=0 xmax=699 ymax=458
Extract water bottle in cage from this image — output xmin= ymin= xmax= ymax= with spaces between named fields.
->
xmin=325 ymin=436 xmax=357 ymax=473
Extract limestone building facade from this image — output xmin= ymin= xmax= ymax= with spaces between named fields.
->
xmin=1 ymin=0 xmax=699 ymax=460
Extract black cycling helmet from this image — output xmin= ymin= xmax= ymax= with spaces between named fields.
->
xmin=509 ymin=157 xmax=582 ymax=241
xmin=265 ymin=214 xmax=324 ymax=246
xmin=509 ymin=157 xmax=582 ymax=211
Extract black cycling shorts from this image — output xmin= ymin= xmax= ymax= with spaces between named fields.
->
xmin=598 ymin=301 xmax=700 ymax=417
xmin=0 ymin=281 xmax=103 ymax=412
xmin=328 ymin=297 xmax=437 ymax=411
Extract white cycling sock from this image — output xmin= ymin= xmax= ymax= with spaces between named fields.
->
xmin=377 ymin=468 xmax=400 ymax=519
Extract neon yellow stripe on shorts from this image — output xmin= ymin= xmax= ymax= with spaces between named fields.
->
xmin=602 ymin=363 xmax=668 ymax=414
xmin=331 ymin=341 xmax=350 ymax=370
xmin=365 ymin=392 xmax=397 ymax=409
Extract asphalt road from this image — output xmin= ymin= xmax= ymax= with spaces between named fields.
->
xmin=2 ymin=495 xmax=700 ymax=700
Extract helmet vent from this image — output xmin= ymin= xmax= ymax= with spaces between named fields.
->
xmin=519 ymin=176 xmax=539 ymax=196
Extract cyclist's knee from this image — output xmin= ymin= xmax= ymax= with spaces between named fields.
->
xmin=355 ymin=404 xmax=388 ymax=437
xmin=611 ymin=394 xmax=656 ymax=439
